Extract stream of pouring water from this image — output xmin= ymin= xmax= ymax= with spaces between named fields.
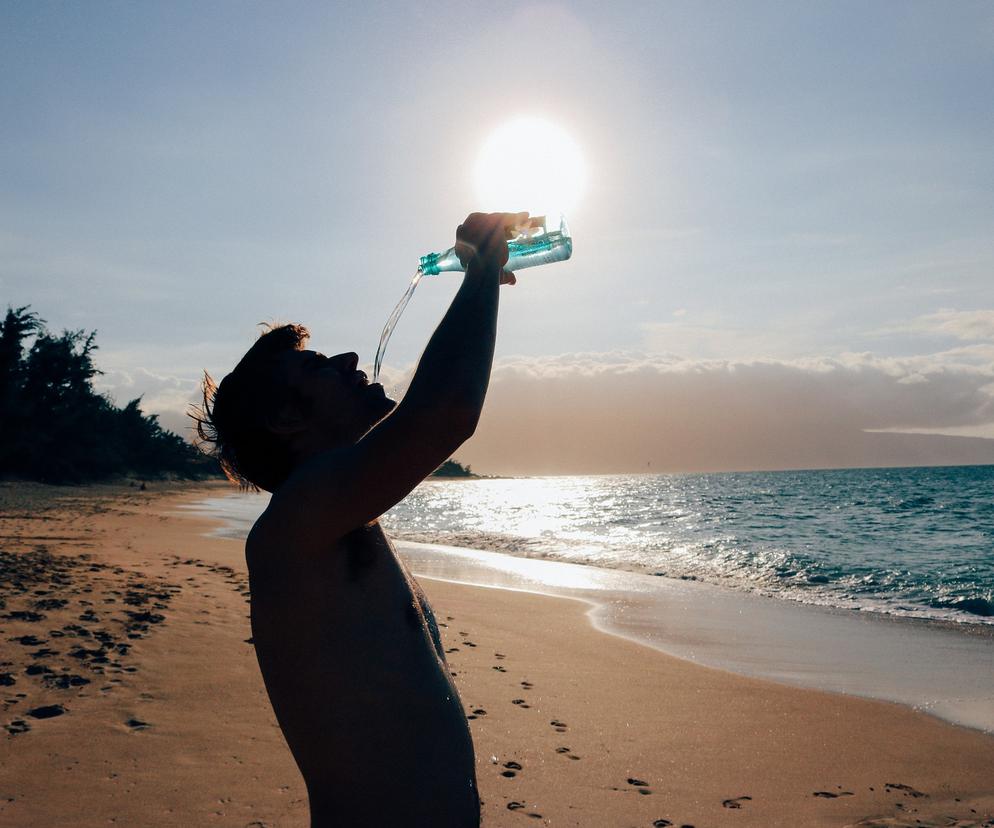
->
xmin=372 ymin=216 xmax=571 ymax=383
xmin=373 ymin=266 xmax=424 ymax=382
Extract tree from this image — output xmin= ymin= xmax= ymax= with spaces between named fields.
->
xmin=0 ymin=304 xmax=216 ymax=483
xmin=0 ymin=306 xmax=43 ymax=412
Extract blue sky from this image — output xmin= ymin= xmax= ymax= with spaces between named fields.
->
xmin=2 ymin=2 xmax=993 ymax=471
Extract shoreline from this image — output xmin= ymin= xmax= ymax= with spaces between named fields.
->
xmin=181 ymin=492 xmax=994 ymax=735
xmin=3 ymin=481 xmax=993 ymax=827
xmin=387 ymin=527 xmax=994 ymax=629
xmin=180 ymin=489 xmax=994 ymax=629
xmin=398 ymin=540 xmax=994 ymax=735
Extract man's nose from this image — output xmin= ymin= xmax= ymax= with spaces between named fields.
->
xmin=330 ymin=352 xmax=359 ymax=373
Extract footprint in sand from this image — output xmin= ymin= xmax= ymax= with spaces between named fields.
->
xmin=494 ymin=653 xmax=506 ymax=660
xmin=10 ymin=635 xmax=45 ymax=646
xmin=4 ymin=611 xmax=45 ymax=623
xmin=550 ymin=719 xmax=568 ymax=732
xmin=520 ymin=680 xmax=533 ymax=689
xmin=125 ymin=718 xmax=150 ymax=730
xmin=505 ymin=801 xmax=543 ymax=818
xmin=492 ymin=665 xmax=506 ymax=672
xmin=813 ymin=791 xmax=854 ymax=798
xmin=42 ymin=673 xmax=90 ymax=690
xmin=884 ymin=782 xmax=927 ymax=798
xmin=722 ymin=796 xmax=753 ymax=809
xmin=501 ymin=761 xmax=523 ymax=777
xmin=627 ymin=777 xmax=652 ymax=795
xmin=652 ymin=821 xmax=674 ymax=827
xmin=4 ymin=719 xmax=30 ymax=735
xmin=27 ymin=704 xmax=66 ymax=719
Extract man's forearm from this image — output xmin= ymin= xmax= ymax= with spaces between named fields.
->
xmin=401 ymin=260 xmax=501 ymax=425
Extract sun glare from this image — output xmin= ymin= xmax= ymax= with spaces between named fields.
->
xmin=474 ymin=117 xmax=586 ymax=217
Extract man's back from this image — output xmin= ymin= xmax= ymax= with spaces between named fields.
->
xmin=246 ymin=517 xmax=479 ymax=827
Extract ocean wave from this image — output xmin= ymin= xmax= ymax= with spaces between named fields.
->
xmin=385 ymin=524 xmax=994 ymax=627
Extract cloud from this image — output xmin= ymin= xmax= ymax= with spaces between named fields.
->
xmin=454 ymin=350 xmax=994 ymax=474
xmin=640 ymin=308 xmax=845 ymax=360
xmin=93 ymin=342 xmax=994 ymax=476
xmin=94 ymin=367 xmax=202 ymax=439
xmin=887 ymin=308 xmax=994 ymax=342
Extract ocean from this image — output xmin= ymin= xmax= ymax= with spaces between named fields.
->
xmin=182 ymin=463 xmax=994 ymax=731
xmin=187 ymin=464 xmax=994 ymax=627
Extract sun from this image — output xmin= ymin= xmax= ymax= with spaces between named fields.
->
xmin=473 ymin=116 xmax=586 ymax=218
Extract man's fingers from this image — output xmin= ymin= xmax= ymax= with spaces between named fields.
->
xmin=456 ymin=211 xmax=531 ymax=270
xmin=500 ymin=270 xmax=517 ymax=285
xmin=504 ymin=212 xmax=530 ymax=238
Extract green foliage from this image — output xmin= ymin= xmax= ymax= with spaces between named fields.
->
xmin=432 ymin=459 xmax=475 ymax=478
xmin=0 ymin=305 xmax=216 ymax=483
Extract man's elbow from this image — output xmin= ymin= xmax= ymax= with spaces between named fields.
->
xmin=401 ymin=398 xmax=480 ymax=452
xmin=446 ymin=406 xmax=480 ymax=446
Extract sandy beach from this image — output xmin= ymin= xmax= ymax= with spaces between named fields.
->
xmin=1 ymin=482 xmax=993 ymax=827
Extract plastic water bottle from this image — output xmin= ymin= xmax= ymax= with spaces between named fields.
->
xmin=373 ymin=215 xmax=573 ymax=381
xmin=418 ymin=214 xmax=572 ymax=275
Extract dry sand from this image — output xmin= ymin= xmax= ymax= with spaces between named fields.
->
xmin=1 ymin=482 xmax=992 ymax=827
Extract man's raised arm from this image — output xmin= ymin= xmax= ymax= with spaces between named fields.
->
xmin=266 ymin=212 xmax=526 ymax=546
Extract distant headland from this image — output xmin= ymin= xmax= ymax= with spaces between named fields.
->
xmin=431 ymin=459 xmax=478 ymax=478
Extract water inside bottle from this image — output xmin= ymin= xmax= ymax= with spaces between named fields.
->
xmin=373 ymin=266 xmax=424 ymax=382
xmin=372 ymin=216 xmax=571 ymax=382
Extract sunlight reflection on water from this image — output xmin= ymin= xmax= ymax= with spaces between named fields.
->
xmin=181 ymin=465 xmax=994 ymax=626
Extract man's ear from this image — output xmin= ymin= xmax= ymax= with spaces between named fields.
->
xmin=265 ymin=400 xmax=307 ymax=436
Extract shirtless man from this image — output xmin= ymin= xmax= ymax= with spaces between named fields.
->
xmin=194 ymin=212 xmax=526 ymax=827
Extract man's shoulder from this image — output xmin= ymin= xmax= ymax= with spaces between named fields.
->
xmin=245 ymin=506 xmax=275 ymax=572
xmin=244 ymin=489 xmax=303 ymax=566
xmin=245 ymin=478 xmax=358 ymax=566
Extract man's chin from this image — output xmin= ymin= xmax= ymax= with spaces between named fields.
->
xmin=370 ymin=393 xmax=398 ymax=422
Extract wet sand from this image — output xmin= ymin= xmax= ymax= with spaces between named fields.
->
xmin=1 ymin=482 xmax=993 ymax=826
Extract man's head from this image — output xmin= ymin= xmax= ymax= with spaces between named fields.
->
xmin=193 ymin=323 xmax=395 ymax=492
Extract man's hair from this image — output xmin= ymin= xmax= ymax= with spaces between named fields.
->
xmin=191 ymin=323 xmax=310 ymax=493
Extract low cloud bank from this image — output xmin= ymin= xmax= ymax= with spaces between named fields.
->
xmin=95 ymin=368 xmax=201 ymax=440
xmin=896 ymin=309 xmax=994 ymax=342
xmin=96 ymin=348 xmax=994 ymax=476
xmin=457 ymin=351 xmax=994 ymax=475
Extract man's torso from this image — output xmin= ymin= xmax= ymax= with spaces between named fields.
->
xmin=246 ymin=518 xmax=479 ymax=826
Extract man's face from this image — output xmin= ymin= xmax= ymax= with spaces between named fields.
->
xmin=274 ymin=349 xmax=396 ymax=441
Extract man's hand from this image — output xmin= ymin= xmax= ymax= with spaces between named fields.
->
xmin=455 ymin=211 xmax=529 ymax=286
